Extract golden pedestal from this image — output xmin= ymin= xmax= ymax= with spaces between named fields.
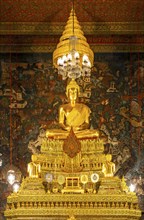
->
xmin=5 ymin=138 xmax=141 ymax=220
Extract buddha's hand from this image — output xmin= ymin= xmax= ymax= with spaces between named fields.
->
xmin=64 ymin=126 xmax=71 ymax=131
xmin=75 ymin=122 xmax=89 ymax=131
xmin=73 ymin=126 xmax=80 ymax=131
xmin=59 ymin=123 xmax=71 ymax=131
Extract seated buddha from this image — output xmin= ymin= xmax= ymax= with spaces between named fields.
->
xmin=102 ymin=154 xmax=115 ymax=177
xmin=27 ymin=155 xmax=41 ymax=178
xmin=46 ymin=79 xmax=99 ymax=139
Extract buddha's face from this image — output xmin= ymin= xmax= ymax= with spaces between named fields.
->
xmin=68 ymin=88 xmax=78 ymax=101
xmin=106 ymin=154 xmax=112 ymax=162
xmin=32 ymin=155 xmax=37 ymax=162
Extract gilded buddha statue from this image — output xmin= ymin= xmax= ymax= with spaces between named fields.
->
xmin=27 ymin=155 xmax=41 ymax=178
xmin=102 ymin=154 xmax=115 ymax=177
xmin=46 ymin=79 xmax=99 ymax=139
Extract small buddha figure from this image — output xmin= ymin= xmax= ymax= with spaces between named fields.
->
xmin=121 ymin=176 xmax=129 ymax=193
xmin=27 ymin=155 xmax=41 ymax=178
xmin=46 ymin=79 xmax=99 ymax=139
xmin=102 ymin=154 xmax=115 ymax=177
xmin=67 ymin=215 xmax=76 ymax=220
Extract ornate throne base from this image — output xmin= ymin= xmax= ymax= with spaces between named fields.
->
xmin=5 ymin=138 xmax=141 ymax=220
xmin=5 ymin=175 xmax=141 ymax=220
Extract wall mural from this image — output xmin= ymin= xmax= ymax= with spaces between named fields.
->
xmin=0 ymin=52 xmax=144 ymax=217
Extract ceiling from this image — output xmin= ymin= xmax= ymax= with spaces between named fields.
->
xmin=0 ymin=0 xmax=143 ymax=23
xmin=0 ymin=0 xmax=143 ymax=53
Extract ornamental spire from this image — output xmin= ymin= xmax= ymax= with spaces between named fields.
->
xmin=53 ymin=9 xmax=94 ymax=71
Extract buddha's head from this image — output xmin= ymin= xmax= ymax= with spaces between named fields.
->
xmin=106 ymin=154 xmax=112 ymax=162
xmin=31 ymin=154 xmax=37 ymax=162
xmin=66 ymin=79 xmax=80 ymax=101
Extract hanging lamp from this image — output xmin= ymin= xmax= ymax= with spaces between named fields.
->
xmin=12 ymin=180 xmax=20 ymax=193
xmin=7 ymin=170 xmax=16 ymax=185
xmin=53 ymin=0 xmax=94 ymax=80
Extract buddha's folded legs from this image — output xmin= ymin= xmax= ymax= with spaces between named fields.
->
xmin=46 ymin=129 xmax=99 ymax=139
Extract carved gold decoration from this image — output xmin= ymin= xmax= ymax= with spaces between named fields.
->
xmin=62 ymin=177 xmax=84 ymax=194
xmin=0 ymin=44 xmax=144 ymax=53
xmin=92 ymin=45 xmax=144 ymax=53
xmin=80 ymin=174 xmax=88 ymax=184
xmin=63 ymin=128 xmax=81 ymax=158
xmin=5 ymin=132 xmax=141 ymax=219
xmin=5 ymin=192 xmax=141 ymax=219
xmin=53 ymin=10 xmax=94 ymax=67
xmin=0 ymin=22 xmax=143 ymax=35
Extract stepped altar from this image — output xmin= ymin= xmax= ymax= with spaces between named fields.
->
xmin=4 ymin=133 xmax=141 ymax=220
xmin=4 ymin=7 xmax=141 ymax=220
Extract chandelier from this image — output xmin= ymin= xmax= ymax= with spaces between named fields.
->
xmin=53 ymin=3 xmax=94 ymax=80
xmin=57 ymin=35 xmax=91 ymax=80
